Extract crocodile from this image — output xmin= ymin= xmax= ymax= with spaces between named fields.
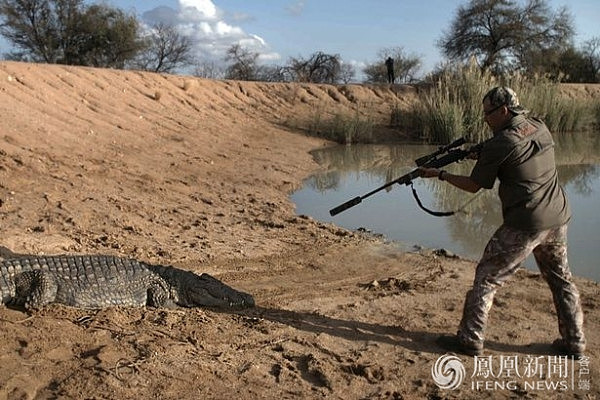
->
xmin=0 ymin=254 xmax=254 ymax=310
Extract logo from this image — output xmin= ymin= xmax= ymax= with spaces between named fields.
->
xmin=432 ymin=355 xmax=466 ymax=390
xmin=431 ymin=354 xmax=592 ymax=392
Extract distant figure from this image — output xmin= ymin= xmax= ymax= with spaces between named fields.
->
xmin=385 ymin=57 xmax=395 ymax=84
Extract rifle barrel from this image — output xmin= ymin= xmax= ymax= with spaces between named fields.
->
xmin=328 ymin=142 xmax=480 ymax=217
xmin=329 ymin=196 xmax=362 ymax=216
xmin=328 ymin=170 xmax=418 ymax=216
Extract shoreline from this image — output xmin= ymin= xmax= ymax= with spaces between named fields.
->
xmin=1 ymin=62 xmax=598 ymax=399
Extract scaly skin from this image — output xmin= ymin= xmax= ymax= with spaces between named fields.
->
xmin=0 ymin=255 xmax=254 ymax=310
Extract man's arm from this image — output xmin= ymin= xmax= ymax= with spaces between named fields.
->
xmin=418 ymin=167 xmax=482 ymax=193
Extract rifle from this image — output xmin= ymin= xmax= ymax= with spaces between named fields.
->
xmin=328 ymin=137 xmax=482 ymax=216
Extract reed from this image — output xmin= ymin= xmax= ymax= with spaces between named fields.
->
xmin=510 ymin=75 xmax=595 ymax=133
xmin=304 ymin=103 xmax=375 ymax=144
xmin=396 ymin=62 xmax=599 ymax=144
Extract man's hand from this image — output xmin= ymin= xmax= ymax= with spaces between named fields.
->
xmin=467 ymin=150 xmax=479 ymax=160
xmin=418 ymin=167 xmax=481 ymax=193
xmin=418 ymin=167 xmax=440 ymax=179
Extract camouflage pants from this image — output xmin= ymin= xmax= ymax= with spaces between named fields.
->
xmin=457 ymin=224 xmax=586 ymax=352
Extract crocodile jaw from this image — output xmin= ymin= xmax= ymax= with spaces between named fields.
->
xmin=179 ymin=273 xmax=255 ymax=308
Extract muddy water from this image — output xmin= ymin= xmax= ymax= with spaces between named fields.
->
xmin=291 ymin=132 xmax=600 ymax=281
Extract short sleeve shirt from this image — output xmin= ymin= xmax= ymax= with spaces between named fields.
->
xmin=470 ymin=116 xmax=570 ymax=230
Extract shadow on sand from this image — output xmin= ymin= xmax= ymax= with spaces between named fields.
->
xmin=229 ymin=306 xmax=555 ymax=357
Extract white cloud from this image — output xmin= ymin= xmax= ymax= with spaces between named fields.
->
xmin=179 ymin=0 xmax=218 ymax=19
xmin=214 ymin=21 xmax=243 ymax=36
xmin=285 ymin=1 xmax=306 ymax=16
xmin=142 ymin=0 xmax=279 ymax=63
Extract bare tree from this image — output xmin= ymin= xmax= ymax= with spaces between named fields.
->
xmin=438 ymin=0 xmax=574 ymax=73
xmin=134 ymin=23 xmax=193 ymax=73
xmin=224 ymin=44 xmax=259 ymax=81
xmin=193 ymin=60 xmax=226 ymax=80
xmin=287 ymin=51 xmax=342 ymax=83
xmin=255 ymin=64 xmax=290 ymax=82
xmin=581 ymin=37 xmax=600 ymax=82
xmin=363 ymin=47 xmax=422 ymax=83
xmin=338 ymin=63 xmax=356 ymax=84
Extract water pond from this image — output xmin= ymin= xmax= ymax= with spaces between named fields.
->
xmin=291 ymin=132 xmax=600 ymax=281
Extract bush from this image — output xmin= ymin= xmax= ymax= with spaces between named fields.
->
xmin=284 ymin=100 xmax=375 ymax=144
xmin=307 ymin=108 xmax=374 ymax=144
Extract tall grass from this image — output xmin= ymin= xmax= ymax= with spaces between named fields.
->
xmin=510 ymin=74 xmax=595 ymax=133
xmin=393 ymin=61 xmax=599 ymax=144
xmin=305 ymin=103 xmax=375 ymax=144
xmin=392 ymin=61 xmax=496 ymax=143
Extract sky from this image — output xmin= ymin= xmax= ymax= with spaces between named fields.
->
xmin=2 ymin=0 xmax=599 ymax=78
xmin=110 ymin=0 xmax=599 ymax=77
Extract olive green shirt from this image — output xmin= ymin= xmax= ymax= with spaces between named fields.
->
xmin=470 ymin=115 xmax=570 ymax=230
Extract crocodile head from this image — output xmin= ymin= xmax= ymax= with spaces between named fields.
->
xmin=173 ymin=271 xmax=255 ymax=308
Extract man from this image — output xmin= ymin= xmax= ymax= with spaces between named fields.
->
xmin=419 ymin=87 xmax=586 ymax=358
xmin=385 ymin=57 xmax=394 ymax=84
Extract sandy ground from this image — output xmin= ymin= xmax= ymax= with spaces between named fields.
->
xmin=0 ymin=61 xmax=599 ymax=399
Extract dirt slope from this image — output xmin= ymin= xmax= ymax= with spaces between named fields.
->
xmin=0 ymin=61 xmax=598 ymax=399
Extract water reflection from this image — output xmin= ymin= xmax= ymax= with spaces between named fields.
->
xmin=291 ymin=132 xmax=600 ymax=281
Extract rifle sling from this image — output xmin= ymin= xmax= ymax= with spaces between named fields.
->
xmin=409 ymin=182 xmax=455 ymax=217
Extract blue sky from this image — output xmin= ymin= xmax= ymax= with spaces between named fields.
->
xmin=109 ymin=0 xmax=599 ymax=76
xmin=2 ymin=0 xmax=599 ymax=77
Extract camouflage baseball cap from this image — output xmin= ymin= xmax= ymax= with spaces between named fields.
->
xmin=483 ymin=86 xmax=529 ymax=115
